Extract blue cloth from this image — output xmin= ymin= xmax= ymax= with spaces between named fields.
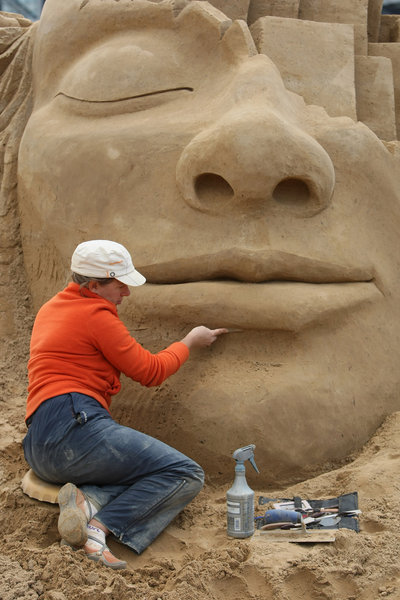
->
xmin=23 ymin=393 xmax=204 ymax=553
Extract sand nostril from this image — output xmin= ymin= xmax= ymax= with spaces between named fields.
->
xmin=194 ymin=173 xmax=234 ymax=204
xmin=273 ymin=178 xmax=311 ymax=206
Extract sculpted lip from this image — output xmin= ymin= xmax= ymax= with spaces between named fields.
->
xmin=133 ymin=250 xmax=381 ymax=331
xmin=139 ymin=249 xmax=374 ymax=284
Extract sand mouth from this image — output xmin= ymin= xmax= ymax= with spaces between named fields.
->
xmin=131 ymin=280 xmax=381 ymax=331
xmin=139 ymin=249 xmax=374 ymax=284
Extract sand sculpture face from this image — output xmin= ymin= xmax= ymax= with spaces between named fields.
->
xmin=15 ymin=0 xmax=400 ymax=483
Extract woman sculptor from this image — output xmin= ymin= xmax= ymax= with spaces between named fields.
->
xmin=23 ymin=239 xmax=227 ymax=569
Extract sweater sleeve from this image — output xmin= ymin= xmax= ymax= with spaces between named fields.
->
xmin=87 ymin=305 xmax=189 ymax=387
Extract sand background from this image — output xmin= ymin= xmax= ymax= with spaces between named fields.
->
xmin=2 ymin=2 xmax=400 ymax=597
xmin=1 ymin=254 xmax=400 ymax=600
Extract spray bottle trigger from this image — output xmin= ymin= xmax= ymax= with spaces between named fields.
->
xmin=249 ymin=456 xmax=259 ymax=474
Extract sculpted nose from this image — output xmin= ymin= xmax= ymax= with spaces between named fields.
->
xmin=176 ymin=107 xmax=335 ymax=217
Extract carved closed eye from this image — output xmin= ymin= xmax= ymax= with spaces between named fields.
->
xmin=56 ymin=35 xmax=193 ymax=115
xmin=56 ymin=88 xmax=193 ymax=116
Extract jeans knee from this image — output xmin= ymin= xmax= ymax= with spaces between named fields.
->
xmin=186 ymin=464 xmax=205 ymax=497
xmin=196 ymin=465 xmax=205 ymax=488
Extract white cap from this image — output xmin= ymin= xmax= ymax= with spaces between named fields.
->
xmin=71 ymin=240 xmax=146 ymax=287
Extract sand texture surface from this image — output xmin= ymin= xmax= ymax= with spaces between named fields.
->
xmin=1 ymin=290 xmax=400 ymax=600
xmin=2 ymin=2 xmax=400 ymax=597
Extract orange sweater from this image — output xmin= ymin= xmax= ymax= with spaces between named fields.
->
xmin=26 ymin=282 xmax=189 ymax=419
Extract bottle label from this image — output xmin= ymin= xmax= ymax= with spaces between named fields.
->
xmin=227 ymin=497 xmax=254 ymax=537
xmin=227 ymin=500 xmax=240 ymax=515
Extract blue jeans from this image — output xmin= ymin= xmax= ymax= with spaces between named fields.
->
xmin=23 ymin=393 xmax=204 ymax=554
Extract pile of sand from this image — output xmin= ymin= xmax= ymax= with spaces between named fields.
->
xmin=1 ymin=273 xmax=400 ymax=600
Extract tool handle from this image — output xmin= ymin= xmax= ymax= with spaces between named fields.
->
xmin=261 ymin=522 xmax=296 ymax=530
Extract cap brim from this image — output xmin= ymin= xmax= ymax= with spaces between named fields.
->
xmin=116 ymin=269 xmax=146 ymax=287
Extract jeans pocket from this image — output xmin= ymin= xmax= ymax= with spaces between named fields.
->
xmin=69 ymin=392 xmax=107 ymax=426
xmin=68 ymin=393 xmax=89 ymax=426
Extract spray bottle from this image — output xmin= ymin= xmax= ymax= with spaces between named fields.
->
xmin=227 ymin=444 xmax=259 ymax=538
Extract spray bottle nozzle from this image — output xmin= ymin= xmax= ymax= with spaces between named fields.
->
xmin=232 ymin=444 xmax=259 ymax=474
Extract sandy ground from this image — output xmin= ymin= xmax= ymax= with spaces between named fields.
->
xmin=2 ymin=268 xmax=400 ymax=600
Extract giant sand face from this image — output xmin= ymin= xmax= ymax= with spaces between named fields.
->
xmin=6 ymin=0 xmax=400 ymax=483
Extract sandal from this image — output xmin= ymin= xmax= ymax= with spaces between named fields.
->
xmin=58 ymin=483 xmax=90 ymax=547
xmin=61 ymin=538 xmax=127 ymax=570
xmin=85 ymin=536 xmax=127 ymax=570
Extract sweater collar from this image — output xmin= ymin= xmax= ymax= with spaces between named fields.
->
xmin=66 ymin=282 xmax=119 ymax=313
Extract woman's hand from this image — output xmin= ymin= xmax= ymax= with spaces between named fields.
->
xmin=181 ymin=326 xmax=228 ymax=349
